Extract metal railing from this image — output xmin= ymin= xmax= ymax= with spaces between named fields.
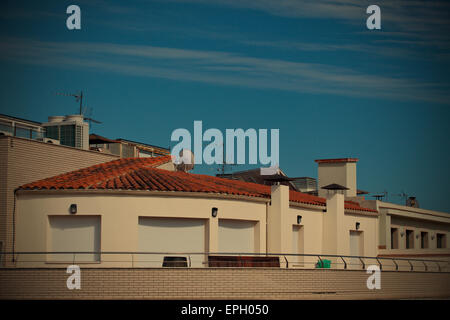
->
xmin=1 ymin=251 xmax=449 ymax=272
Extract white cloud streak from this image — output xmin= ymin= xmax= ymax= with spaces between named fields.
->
xmin=1 ymin=37 xmax=448 ymax=104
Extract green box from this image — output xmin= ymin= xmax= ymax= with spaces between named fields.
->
xmin=315 ymin=259 xmax=331 ymax=269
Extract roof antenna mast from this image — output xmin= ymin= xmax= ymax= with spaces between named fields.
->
xmin=217 ymin=143 xmax=235 ymax=175
xmin=55 ymin=90 xmax=102 ymax=126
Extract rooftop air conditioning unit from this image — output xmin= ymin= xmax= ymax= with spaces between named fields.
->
xmin=0 ymin=130 xmax=13 ymax=136
xmin=37 ymin=137 xmax=60 ymax=145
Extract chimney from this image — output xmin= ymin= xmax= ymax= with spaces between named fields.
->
xmin=315 ymin=158 xmax=358 ymax=198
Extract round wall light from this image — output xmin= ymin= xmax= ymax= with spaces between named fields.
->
xmin=69 ymin=204 xmax=77 ymax=214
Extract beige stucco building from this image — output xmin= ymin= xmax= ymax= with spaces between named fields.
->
xmin=0 ymin=147 xmax=449 ymax=300
xmin=316 ymin=158 xmax=450 ymax=260
xmin=8 ymin=155 xmax=449 ymax=271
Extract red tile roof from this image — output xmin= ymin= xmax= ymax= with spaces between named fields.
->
xmin=315 ymin=158 xmax=359 ymax=164
xmin=18 ymin=156 xmax=376 ymax=212
xmin=344 ymin=200 xmax=376 ymax=213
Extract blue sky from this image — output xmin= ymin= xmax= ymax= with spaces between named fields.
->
xmin=0 ymin=0 xmax=449 ymax=212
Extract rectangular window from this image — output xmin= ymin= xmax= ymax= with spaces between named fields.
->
xmin=31 ymin=129 xmax=44 ymax=140
xmin=0 ymin=121 xmax=13 ymax=134
xmin=49 ymin=216 xmax=100 ymax=262
xmin=391 ymin=228 xmax=399 ymax=249
xmin=421 ymin=232 xmax=429 ymax=249
xmin=15 ymin=126 xmax=31 ymax=138
xmin=406 ymin=230 xmax=414 ymax=249
xmin=437 ymin=233 xmax=447 ymax=249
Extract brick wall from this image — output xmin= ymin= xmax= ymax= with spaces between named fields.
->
xmin=0 ymin=136 xmax=119 ymax=258
xmin=0 ymin=268 xmax=449 ymax=299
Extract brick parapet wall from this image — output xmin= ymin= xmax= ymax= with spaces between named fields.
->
xmin=0 ymin=268 xmax=449 ymax=300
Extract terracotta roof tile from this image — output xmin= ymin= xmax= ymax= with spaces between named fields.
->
xmin=18 ymin=155 xmax=376 ymax=213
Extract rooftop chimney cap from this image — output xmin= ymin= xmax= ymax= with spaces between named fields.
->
xmin=315 ymin=158 xmax=358 ymax=164
xmin=321 ymin=183 xmax=349 ymax=190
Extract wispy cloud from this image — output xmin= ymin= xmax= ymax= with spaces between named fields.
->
xmin=164 ymin=0 xmax=450 ymax=42
xmin=1 ymin=37 xmax=448 ymax=104
xmin=85 ymin=0 xmax=450 ymax=62
xmin=241 ymin=39 xmax=428 ymax=60
xmin=164 ymin=0 xmax=450 ymax=27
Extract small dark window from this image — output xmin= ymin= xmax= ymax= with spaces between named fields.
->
xmin=437 ymin=234 xmax=446 ymax=249
xmin=391 ymin=228 xmax=398 ymax=249
xmin=406 ymin=230 xmax=414 ymax=249
xmin=421 ymin=232 xmax=428 ymax=249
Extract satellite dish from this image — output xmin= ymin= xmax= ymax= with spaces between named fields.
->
xmin=175 ymin=149 xmax=194 ymax=172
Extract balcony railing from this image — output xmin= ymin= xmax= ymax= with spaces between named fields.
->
xmin=0 ymin=252 xmax=449 ymax=272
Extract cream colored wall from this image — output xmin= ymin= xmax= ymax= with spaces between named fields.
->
xmin=341 ymin=212 xmax=378 ymax=258
xmin=218 ymin=219 xmax=256 ymax=253
xmin=378 ymin=202 xmax=450 ymax=254
xmin=267 ymin=185 xmax=289 ymax=254
xmin=345 ymin=162 xmax=357 ymax=197
xmin=47 ymin=215 xmax=101 ymax=262
xmin=266 ymin=184 xmax=326 ymax=268
xmin=388 ymin=217 xmax=450 ymax=251
xmin=378 ymin=209 xmax=389 ymax=248
xmin=0 ymin=136 xmax=119 ymax=265
xmin=322 ymin=194 xmax=345 ymax=256
xmin=15 ymin=192 xmax=267 ymax=268
xmin=321 ymin=194 xmax=378 ymax=268
xmin=317 ymin=163 xmax=346 ymax=197
xmin=137 ymin=217 xmax=207 ymax=267
xmin=287 ymin=206 xmax=323 ymax=267
xmin=317 ymin=163 xmax=357 ymax=197
xmin=15 ymin=187 xmax=445 ymax=270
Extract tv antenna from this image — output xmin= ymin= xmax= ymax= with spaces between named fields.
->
xmin=393 ymin=191 xmax=408 ymax=202
xmin=56 ymin=91 xmax=102 ymax=125
xmin=216 ymin=143 xmax=236 ymax=175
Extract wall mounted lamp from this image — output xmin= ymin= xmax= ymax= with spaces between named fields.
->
xmin=69 ymin=204 xmax=77 ymax=214
xmin=356 ymin=222 xmax=360 ymax=230
xmin=400 ymin=232 xmax=405 ymax=237
xmin=297 ymin=215 xmax=302 ymax=224
xmin=211 ymin=207 xmax=218 ymax=218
